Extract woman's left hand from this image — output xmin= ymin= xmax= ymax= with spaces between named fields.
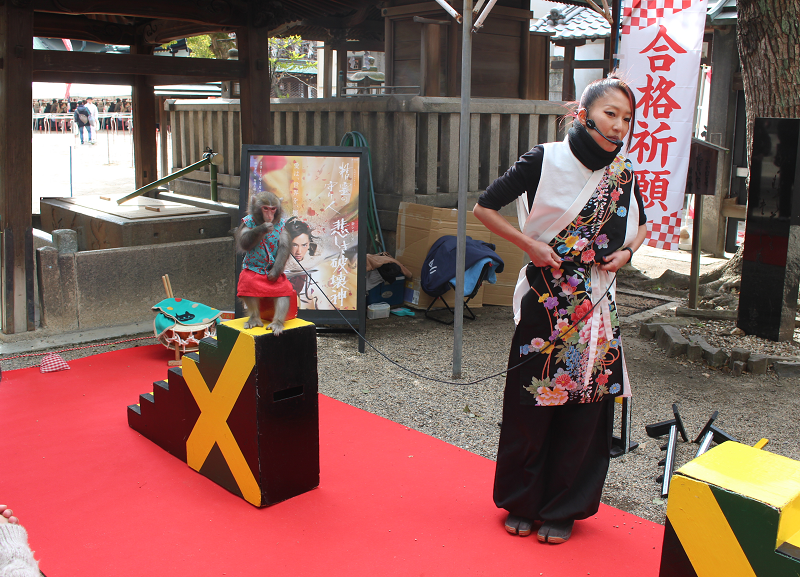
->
xmin=598 ymin=250 xmax=631 ymax=273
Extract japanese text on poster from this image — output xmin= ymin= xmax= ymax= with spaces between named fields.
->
xmin=618 ymin=0 xmax=707 ymax=250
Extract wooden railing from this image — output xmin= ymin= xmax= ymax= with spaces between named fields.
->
xmin=165 ymin=96 xmax=566 ymax=200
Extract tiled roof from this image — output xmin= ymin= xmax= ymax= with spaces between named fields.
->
xmin=530 ymin=4 xmax=610 ymax=42
xmin=707 ymin=0 xmax=737 ymax=25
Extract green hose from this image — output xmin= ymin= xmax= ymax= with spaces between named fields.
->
xmin=339 ymin=131 xmax=386 ymax=255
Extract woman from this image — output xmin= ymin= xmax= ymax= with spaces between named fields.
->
xmin=473 ymin=77 xmax=648 ymax=544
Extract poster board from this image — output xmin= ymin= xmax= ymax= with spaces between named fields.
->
xmin=238 ymin=145 xmax=368 ymax=343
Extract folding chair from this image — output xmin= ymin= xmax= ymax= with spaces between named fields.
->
xmin=424 ymin=260 xmax=495 ymax=325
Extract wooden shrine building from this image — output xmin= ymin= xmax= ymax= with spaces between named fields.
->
xmin=1 ymin=0 xmax=601 ymax=335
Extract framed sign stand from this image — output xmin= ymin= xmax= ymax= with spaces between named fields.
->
xmin=238 ymin=145 xmax=369 ymax=352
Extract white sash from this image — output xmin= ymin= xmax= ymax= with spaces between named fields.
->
xmin=512 ymin=141 xmax=604 ymax=324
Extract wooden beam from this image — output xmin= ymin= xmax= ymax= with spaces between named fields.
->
xmin=34 ymin=70 xmax=229 ymax=86
xmin=550 ymin=59 xmax=609 ymax=70
xmin=238 ymin=25 xmax=272 ymax=145
xmin=33 ymin=0 xmax=250 ymax=27
xmin=327 ymin=40 xmax=385 ymax=53
xmin=382 ymin=2 xmax=448 ymax=18
xmin=33 ymin=71 xmax=136 ymax=84
xmin=140 ymin=19 xmax=238 ymax=45
xmin=0 ymin=1 xmax=34 ymax=333
xmin=34 ymin=12 xmax=137 ymax=45
xmin=32 ymin=50 xmax=246 ymax=79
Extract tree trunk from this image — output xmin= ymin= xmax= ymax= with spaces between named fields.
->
xmin=737 ymin=0 xmax=800 ymax=163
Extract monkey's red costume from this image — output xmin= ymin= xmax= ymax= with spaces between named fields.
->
xmin=237 ymin=214 xmax=299 ymax=319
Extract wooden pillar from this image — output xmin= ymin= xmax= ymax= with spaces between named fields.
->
xmin=322 ymin=45 xmax=334 ymax=98
xmin=158 ymin=96 xmax=170 ymax=179
xmin=337 ymin=48 xmax=347 ymax=97
xmin=447 ymin=20 xmax=459 ymax=97
xmin=519 ymin=23 xmax=531 ymax=100
xmin=420 ymin=23 xmax=441 ymax=97
xmin=239 ymin=25 xmax=272 ymax=145
xmin=385 ymin=19 xmax=395 ymax=92
xmin=561 ymin=43 xmax=576 ymax=101
xmin=0 ymin=1 xmax=34 ymax=333
xmin=131 ymin=43 xmax=158 ymax=189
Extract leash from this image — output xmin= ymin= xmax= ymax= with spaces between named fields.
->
xmin=293 ymin=255 xmax=618 ymax=386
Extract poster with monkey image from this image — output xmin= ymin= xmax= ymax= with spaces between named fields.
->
xmin=247 ymin=152 xmax=361 ymax=313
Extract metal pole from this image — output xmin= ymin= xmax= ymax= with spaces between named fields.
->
xmin=688 ymin=192 xmax=703 ymax=308
xmin=661 ymin=424 xmax=678 ymax=498
xmin=452 ymin=0 xmax=473 ymax=379
xmin=69 ymin=146 xmax=73 ymax=197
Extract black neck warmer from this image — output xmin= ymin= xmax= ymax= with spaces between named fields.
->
xmin=568 ymin=121 xmax=622 ymax=171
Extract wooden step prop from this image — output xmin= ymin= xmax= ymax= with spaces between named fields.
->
xmin=659 ymin=441 xmax=800 ymax=577
xmin=128 ymin=317 xmax=319 ymax=507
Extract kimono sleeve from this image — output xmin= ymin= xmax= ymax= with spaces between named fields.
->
xmin=477 ymin=145 xmax=544 ymax=212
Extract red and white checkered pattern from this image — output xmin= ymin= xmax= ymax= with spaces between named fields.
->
xmin=645 ymin=211 xmax=681 ymax=250
xmin=621 ymin=0 xmax=694 ymax=33
xmin=40 ymin=353 xmax=70 ymax=373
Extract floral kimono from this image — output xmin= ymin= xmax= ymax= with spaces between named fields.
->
xmin=510 ymin=140 xmax=642 ymax=406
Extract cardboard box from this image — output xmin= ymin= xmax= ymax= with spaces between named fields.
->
xmin=394 ymin=203 xmax=526 ymax=309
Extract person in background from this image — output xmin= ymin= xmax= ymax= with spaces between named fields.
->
xmin=0 ymin=504 xmax=40 ymax=576
xmin=473 ymin=76 xmax=647 ymax=545
xmin=84 ymin=97 xmax=99 ymax=144
xmin=45 ymin=99 xmax=57 ymax=130
xmin=113 ymin=98 xmax=122 ymax=129
xmin=74 ymin=100 xmax=92 ymax=145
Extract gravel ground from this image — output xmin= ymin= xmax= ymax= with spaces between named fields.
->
xmin=3 ymin=295 xmax=799 ymax=528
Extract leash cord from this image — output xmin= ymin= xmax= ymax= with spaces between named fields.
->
xmin=293 ymin=255 xmax=617 ymax=386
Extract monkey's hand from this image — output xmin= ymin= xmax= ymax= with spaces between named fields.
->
xmin=237 ymin=222 xmax=272 ymax=253
xmin=268 ymin=228 xmax=291 ymax=281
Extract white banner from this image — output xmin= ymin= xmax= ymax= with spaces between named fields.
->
xmin=618 ymin=0 xmax=707 ymax=250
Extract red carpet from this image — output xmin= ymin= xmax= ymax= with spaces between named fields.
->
xmin=1 ymin=345 xmax=663 ymax=576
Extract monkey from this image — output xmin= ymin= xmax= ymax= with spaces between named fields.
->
xmin=235 ymin=191 xmax=296 ymax=335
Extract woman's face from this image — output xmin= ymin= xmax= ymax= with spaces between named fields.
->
xmin=291 ymin=233 xmax=310 ymax=261
xmin=580 ymin=88 xmax=632 ymax=152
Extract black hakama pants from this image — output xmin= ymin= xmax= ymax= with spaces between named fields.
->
xmin=493 ymin=326 xmax=614 ymax=522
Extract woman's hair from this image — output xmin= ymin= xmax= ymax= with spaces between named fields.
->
xmin=285 ymin=217 xmax=318 ymax=256
xmin=579 ymin=76 xmax=638 ymax=149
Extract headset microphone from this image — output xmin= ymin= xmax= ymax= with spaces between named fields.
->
xmin=585 ymin=118 xmax=624 ymax=147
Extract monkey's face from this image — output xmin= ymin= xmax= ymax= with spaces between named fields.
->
xmin=260 ymin=204 xmax=278 ymax=223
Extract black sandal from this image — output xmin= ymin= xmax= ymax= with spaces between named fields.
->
xmin=537 ymin=519 xmax=573 ymax=543
xmin=504 ymin=514 xmax=533 ymax=536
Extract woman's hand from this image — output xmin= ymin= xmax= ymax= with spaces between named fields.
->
xmin=524 ymin=238 xmax=562 ymax=269
xmin=598 ymin=249 xmax=631 ymax=273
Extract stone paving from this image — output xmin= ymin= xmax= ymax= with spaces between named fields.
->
xmin=640 ymin=319 xmax=800 ymax=378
